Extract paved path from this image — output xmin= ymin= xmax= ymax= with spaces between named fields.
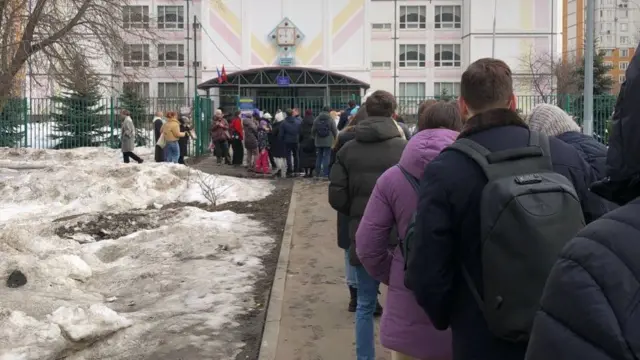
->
xmin=270 ymin=180 xmax=390 ymax=360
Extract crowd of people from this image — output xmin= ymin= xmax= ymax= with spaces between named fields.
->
xmin=119 ymin=109 xmax=193 ymax=164
xmin=327 ymin=54 xmax=640 ymax=360
xmin=209 ymin=106 xmax=347 ymax=178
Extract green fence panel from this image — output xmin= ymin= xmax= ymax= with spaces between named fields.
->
xmin=0 ymin=94 xmax=618 ymax=149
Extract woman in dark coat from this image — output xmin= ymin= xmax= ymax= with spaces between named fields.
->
xmin=177 ymin=116 xmax=190 ymax=165
xmin=525 ymin=41 xmax=640 ymax=360
xmin=299 ymin=109 xmax=317 ymax=177
xmin=268 ymin=115 xmax=287 ymax=178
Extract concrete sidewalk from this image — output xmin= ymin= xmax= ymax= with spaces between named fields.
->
xmin=264 ymin=180 xmax=390 ymax=360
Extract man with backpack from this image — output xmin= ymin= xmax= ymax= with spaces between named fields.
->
xmin=312 ymin=106 xmax=339 ymax=179
xmin=404 ymin=58 xmax=607 ymax=360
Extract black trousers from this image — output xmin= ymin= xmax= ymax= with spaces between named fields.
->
xmin=231 ymin=138 xmax=244 ymax=165
xmin=285 ymin=142 xmax=299 ymax=174
xmin=214 ymin=140 xmax=232 ymax=164
xmin=268 ymin=148 xmax=277 ymax=168
xmin=123 ymin=151 xmax=143 ymax=163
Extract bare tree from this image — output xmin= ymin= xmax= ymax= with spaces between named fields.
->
xmin=0 ymin=0 xmax=154 ymax=99
xmin=519 ymin=48 xmax=580 ymax=103
xmin=192 ymin=170 xmax=231 ymax=208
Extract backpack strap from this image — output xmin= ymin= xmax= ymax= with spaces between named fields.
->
xmin=396 ymin=165 xmax=420 ymax=194
xmin=447 ymin=131 xmax=553 ymax=181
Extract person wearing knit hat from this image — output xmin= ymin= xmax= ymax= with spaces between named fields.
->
xmin=527 ymin=104 xmax=617 ymax=215
xmin=527 ymin=104 xmax=581 ymax=136
xmin=527 ymin=104 xmax=608 ymax=180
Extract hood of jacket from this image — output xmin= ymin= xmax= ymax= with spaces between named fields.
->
xmin=302 ymin=115 xmax=315 ymax=125
xmin=398 ymin=129 xmax=459 ymax=179
xmin=316 ymin=112 xmax=332 ymax=122
xmin=355 ymin=116 xmax=404 ymax=143
xmin=285 ymin=116 xmax=298 ymax=124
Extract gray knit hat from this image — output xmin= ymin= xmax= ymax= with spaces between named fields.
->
xmin=527 ymin=104 xmax=580 ymax=136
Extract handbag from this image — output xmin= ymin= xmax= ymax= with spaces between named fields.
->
xmin=156 ymin=133 xmax=166 ymax=148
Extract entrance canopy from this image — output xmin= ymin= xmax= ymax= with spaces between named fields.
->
xmin=197 ymin=66 xmax=370 ymax=90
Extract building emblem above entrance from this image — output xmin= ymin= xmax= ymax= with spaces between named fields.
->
xmin=268 ymin=17 xmax=305 ymax=66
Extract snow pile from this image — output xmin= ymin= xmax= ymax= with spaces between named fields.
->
xmin=0 ymin=147 xmax=277 ymax=358
xmin=0 ymin=147 xmax=273 ymax=222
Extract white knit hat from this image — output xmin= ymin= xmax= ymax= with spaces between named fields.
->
xmin=527 ymin=104 xmax=580 ymax=137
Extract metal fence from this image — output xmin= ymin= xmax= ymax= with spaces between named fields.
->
xmin=0 ymin=94 xmax=617 ymax=151
xmin=0 ymin=96 xmax=214 ymax=156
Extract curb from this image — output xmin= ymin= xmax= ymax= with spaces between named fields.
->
xmin=258 ymin=181 xmax=298 ymax=360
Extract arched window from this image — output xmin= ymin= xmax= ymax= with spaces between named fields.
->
xmin=399 ymin=44 xmax=426 ymax=68
xmin=434 ymin=5 xmax=461 ymax=29
xmin=399 ymin=6 xmax=426 ymax=29
xmin=434 ymin=44 xmax=461 ymax=67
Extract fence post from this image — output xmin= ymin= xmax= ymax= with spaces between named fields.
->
xmin=109 ymin=97 xmax=115 ymax=148
xmin=194 ymin=95 xmax=201 ymax=156
xmin=22 ymin=98 xmax=28 ymax=148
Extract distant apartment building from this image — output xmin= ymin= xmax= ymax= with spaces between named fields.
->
xmin=563 ymin=0 xmax=637 ymax=93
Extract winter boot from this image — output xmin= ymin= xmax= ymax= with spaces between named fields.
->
xmin=374 ymin=299 xmax=383 ymax=317
xmin=348 ymin=286 xmax=357 ymax=312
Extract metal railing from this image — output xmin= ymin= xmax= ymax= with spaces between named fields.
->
xmin=0 ymin=94 xmax=617 ymax=151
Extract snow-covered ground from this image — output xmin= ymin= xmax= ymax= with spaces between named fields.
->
xmin=0 ymin=147 xmax=276 ymax=359
xmin=20 ymin=122 xmax=154 ymax=149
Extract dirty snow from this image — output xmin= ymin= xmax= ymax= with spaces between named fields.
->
xmin=0 ymin=147 xmax=273 ymax=222
xmin=0 ymin=147 xmax=276 ymax=359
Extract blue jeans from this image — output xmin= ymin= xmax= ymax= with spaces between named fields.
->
xmin=345 ymin=250 xmax=358 ymax=288
xmin=165 ymin=142 xmax=180 ymax=163
xmin=315 ymin=146 xmax=331 ymax=177
xmin=355 ymin=266 xmax=380 ymax=360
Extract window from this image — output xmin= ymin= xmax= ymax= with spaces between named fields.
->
xmin=158 ymin=82 xmax=185 ymax=98
xmin=371 ymin=23 xmax=392 ymax=30
xmin=123 ymin=44 xmax=150 ymax=67
xmin=434 ymin=82 xmax=461 ymax=97
xmin=123 ymin=6 xmax=149 ymax=29
xmin=604 ymin=61 xmax=613 ymax=67
xmin=435 ymin=5 xmax=461 ymax=29
xmin=620 ymin=23 xmax=628 ymax=32
xmin=157 ymin=44 xmax=185 ymax=67
xmin=620 ymin=9 xmax=628 ymax=18
xmin=399 ymin=44 xmax=426 ymax=67
xmin=620 ymin=61 xmax=629 ymax=70
xmin=434 ymin=44 xmax=461 ymax=67
xmin=620 ymin=75 xmax=626 ymax=83
xmin=371 ymin=61 xmax=392 ymax=69
xmin=604 ymin=49 xmax=614 ymax=57
xmin=399 ymin=6 xmax=426 ymax=29
xmin=620 ymin=36 xmax=629 ymax=44
xmin=123 ymin=82 xmax=150 ymax=97
xmin=621 ymin=49 xmax=629 ymax=57
xmin=157 ymin=6 xmax=184 ymax=29
xmin=399 ymin=82 xmax=426 ymax=97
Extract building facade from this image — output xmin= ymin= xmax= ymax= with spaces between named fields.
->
xmin=563 ymin=0 xmax=637 ymax=93
xmin=25 ymin=0 xmax=559 ymax=105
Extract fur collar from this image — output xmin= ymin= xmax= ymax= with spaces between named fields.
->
xmin=459 ymin=108 xmax=528 ymax=138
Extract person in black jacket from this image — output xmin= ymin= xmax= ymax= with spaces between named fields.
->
xmin=299 ymin=109 xmax=317 ymax=177
xmin=177 ymin=116 xmax=191 ymax=165
xmin=525 ymin=42 xmax=640 ymax=360
xmin=329 ymin=92 xmax=406 ymax=360
xmin=337 ymin=100 xmax=357 ymax=130
xmin=153 ymin=112 xmax=164 ymax=162
xmin=527 ymin=103 xmax=618 ymax=214
xmin=404 ymin=58 xmax=606 ymax=360
xmin=331 ymin=105 xmax=366 ymax=312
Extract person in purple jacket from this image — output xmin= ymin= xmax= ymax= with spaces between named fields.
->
xmin=356 ymin=101 xmax=462 ymax=360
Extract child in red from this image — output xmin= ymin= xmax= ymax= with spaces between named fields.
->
xmin=254 ymin=118 xmax=271 ymax=175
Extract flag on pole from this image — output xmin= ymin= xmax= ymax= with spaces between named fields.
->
xmin=216 ymin=66 xmax=222 ymax=84
xmin=221 ymin=65 xmax=228 ymax=83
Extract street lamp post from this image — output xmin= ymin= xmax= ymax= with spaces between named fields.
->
xmin=492 ymin=0 xmax=498 ymax=57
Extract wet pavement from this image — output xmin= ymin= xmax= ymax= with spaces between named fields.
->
xmin=274 ymin=180 xmax=390 ymax=360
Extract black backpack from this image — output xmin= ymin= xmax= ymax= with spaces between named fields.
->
xmin=316 ymin=119 xmax=331 ymax=138
xmin=446 ymin=131 xmax=585 ymax=343
xmin=396 ymin=165 xmax=420 ymax=269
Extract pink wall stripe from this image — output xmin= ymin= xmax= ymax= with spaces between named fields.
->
xmin=252 ymin=54 xmax=264 ymax=66
xmin=333 ymin=8 xmax=364 ymax=53
xmin=210 ymin=12 xmax=242 ymax=55
xmin=310 ymin=50 xmax=324 ymax=65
